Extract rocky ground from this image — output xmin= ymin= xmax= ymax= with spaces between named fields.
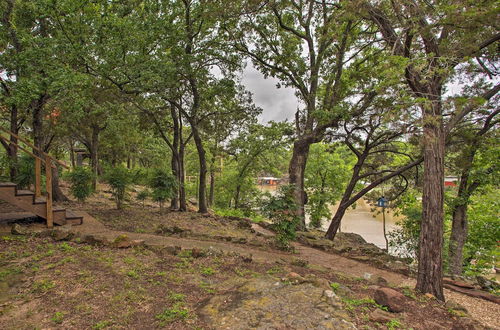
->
xmin=0 ymin=185 xmax=498 ymax=329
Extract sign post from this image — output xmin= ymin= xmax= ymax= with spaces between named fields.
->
xmin=377 ymin=196 xmax=388 ymax=251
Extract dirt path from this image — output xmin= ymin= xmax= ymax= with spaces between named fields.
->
xmin=72 ymin=211 xmax=499 ymax=329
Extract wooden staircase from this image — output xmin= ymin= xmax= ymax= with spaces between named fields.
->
xmin=0 ymin=182 xmax=83 ymax=225
xmin=0 ymin=127 xmax=83 ymax=227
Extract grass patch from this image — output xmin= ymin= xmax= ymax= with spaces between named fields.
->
xmin=155 ymin=302 xmax=190 ymax=325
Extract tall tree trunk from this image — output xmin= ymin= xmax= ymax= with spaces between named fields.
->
xmin=178 ymin=141 xmax=187 ymax=211
xmin=8 ymin=104 xmax=19 ymax=181
xmin=192 ymin=127 xmax=208 ymax=213
xmin=69 ymin=140 xmax=76 ymax=168
xmin=449 ymin=203 xmax=468 ymax=276
xmin=90 ymin=125 xmax=99 ymax=190
xmin=448 ymin=150 xmax=478 ymax=276
xmin=209 ymin=168 xmax=215 ymax=207
xmin=52 ymin=166 xmax=68 ymax=202
xmin=416 ymin=97 xmax=445 ymax=301
xmin=170 ymin=106 xmax=180 ymax=210
xmin=288 ymin=138 xmax=312 ymax=230
xmin=325 ymin=155 xmax=365 ymax=239
xmin=234 ymin=184 xmax=242 ymax=209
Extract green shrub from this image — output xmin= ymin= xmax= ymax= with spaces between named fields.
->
xmin=15 ymin=154 xmax=35 ymax=189
xmin=149 ymin=168 xmax=177 ymax=212
xmin=66 ymin=167 xmax=94 ymax=202
xmin=104 ymin=166 xmax=131 ymax=209
xmin=261 ymin=184 xmax=300 ymax=250
xmin=136 ymin=189 xmax=149 ymax=207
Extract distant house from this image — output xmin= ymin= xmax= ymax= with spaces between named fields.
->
xmin=444 ymin=176 xmax=458 ymax=187
xmin=258 ymin=177 xmax=281 ymax=186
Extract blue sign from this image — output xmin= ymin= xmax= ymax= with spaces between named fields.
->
xmin=377 ymin=197 xmax=387 ymax=207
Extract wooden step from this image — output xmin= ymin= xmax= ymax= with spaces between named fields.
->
xmin=0 ymin=182 xmax=17 ymax=187
xmin=65 ymin=210 xmax=84 ymax=225
xmin=0 ymin=182 xmax=83 ymax=227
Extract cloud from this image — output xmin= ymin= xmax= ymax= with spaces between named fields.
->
xmin=241 ymin=64 xmax=299 ymax=123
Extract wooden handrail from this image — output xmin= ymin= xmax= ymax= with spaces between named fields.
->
xmin=0 ymin=127 xmax=69 ymax=169
xmin=0 ymin=127 xmax=65 ymax=228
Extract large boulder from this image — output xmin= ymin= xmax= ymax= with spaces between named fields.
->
xmin=51 ymin=225 xmax=74 ymax=241
xmin=199 ymin=276 xmax=356 ymax=329
xmin=11 ymin=224 xmax=29 ymax=235
xmin=374 ymin=287 xmax=407 ymax=313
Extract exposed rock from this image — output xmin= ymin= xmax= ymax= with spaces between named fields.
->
xmin=445 ymin=299 xmax=468 ymax=313
xmin=374 ymin=287 xmax=407 ymax=313
xmin=375 ymin=276 xmax=389 ymax=286
xmin=163 ymin=245 xmax=182 ymax=255
xmin=476 ymin=275 xmax=500 ymax=291
xmin=191 ymin=248 xmax=206 ymax=258
xmin=51 ymin=225 xmax=74 ymax=241
xmin=199 ymin=276 xmax=356 ymax=329
xmin=155 ymin=224 xmax=191 ymax=236
xmin=443 ymin=277 xmax=475 ymax=289
xmin=369 ymin=309 xmax=394 ymax=323
xmin=112 ymin=234 xmax=144 ymax=248
xmin=286 ymin=272 xmax=306 ymax=284
xmin=81 ymin=234 xmax=109 ymax=246
xmin=11 ymin=224 xmax=29 ymax=235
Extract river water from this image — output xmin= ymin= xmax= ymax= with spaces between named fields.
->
xmin=257 ymin=185 xmax=400 ymax=248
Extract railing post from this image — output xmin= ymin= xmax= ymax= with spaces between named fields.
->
xmin=45 ymin=156 xmax=53 ymax=228
xmin=35 ymin=158 xmax=42 ymax=198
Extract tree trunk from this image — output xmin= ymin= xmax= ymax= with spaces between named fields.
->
xmin=415 ymin=98 xmax=445 ymax=301
xmin=90 ymin=125 xmax=99 ymax=190
xmin=448 ymin=152 xmax=477 ymax=276
xmin=209 ymin=168 xmax=215 ymax=207
xmin=449 ymin=203 xmax=467 ymax=276
xmin=192 ymin=127 xmax=208 ymax=213
xmin=51 ymin=166 xmax=69 ymax=202
xmin=288 ymin=138 xmax=312 ymax=230
xmin=325 ymin=155 xmax=365 ymax=240
xmin=69 ymin=140 xmax=76 ymax=168
xmin=234 ymin=184 xmax=242 ymax=209
xmin=325 ymin=201 xmax=350 ymax=239
xmin=170 ymin=106 xmax=180 ymax=210
xmin=8 ymin=105 xmax=19 ymax=181
xmin=178 ymin=142 xmax=187 ymax=211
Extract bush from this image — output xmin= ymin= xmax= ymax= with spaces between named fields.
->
xmin=261 ymin=184 xmax=300 ymax=250
xmin=149 ymin=168 xmax=177 ymax=212
xmin=136 ymin=189 xmax=149 ymax=207
xmin=66 ymin=167 xmax=94 ymax=202
xmin=104 ymin=166 xmax=131 ymax=209
xmin=15 ymin=154 xmax=35 ymax=189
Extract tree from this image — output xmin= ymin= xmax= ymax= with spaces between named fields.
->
xmin=304 ymin=143 xmax=355 ymax=228
xmin=149 ymin=168 xmax=177 ymax=213
xmin=324 ymin=103 xmax=422 ymax=239
xmin=362 ymin=0 xmax=499 ymax=300
xmin=230 ymin=0 xmax=380 ymax=228
xmin=447 ymin=109 xmax=499 ymax=275
xmin=105 ymin=166 xmax=131 ymax=210
xmin=225 ymin=122 xmax=292 ymax=209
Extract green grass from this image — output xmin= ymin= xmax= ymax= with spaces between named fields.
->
xmin=155 ymin=303 xmax=190 ymax=325
xmin=51 ymin=312 xmax=64 ymax=324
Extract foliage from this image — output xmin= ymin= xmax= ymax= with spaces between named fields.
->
xmin=148 ymin=168 xmax=177 ymax=211
xmin=15 ymin=155 xmax=35 ymax=190
xmin=463 ymin=187 xmax=500 ymax=275
xmin=391 ymin=186 xmax=500 ymax=275
xmin=261 ymin=185 xmax=300 ymax=250
xmin=104 ymin=166 xmax=132 ymax=209
xmin=305 ymin=143 xmax=356 ymax=228
xmin=66 ymin=167 xmax=94 ymax=202
xmin=136 ymin=189 xmax=149 ymax=208
xmin=388 ymin=190 xmax=421 ymax=260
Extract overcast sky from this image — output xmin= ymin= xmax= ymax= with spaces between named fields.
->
xmin=241 ymin=63 xmax=299 ymax=123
